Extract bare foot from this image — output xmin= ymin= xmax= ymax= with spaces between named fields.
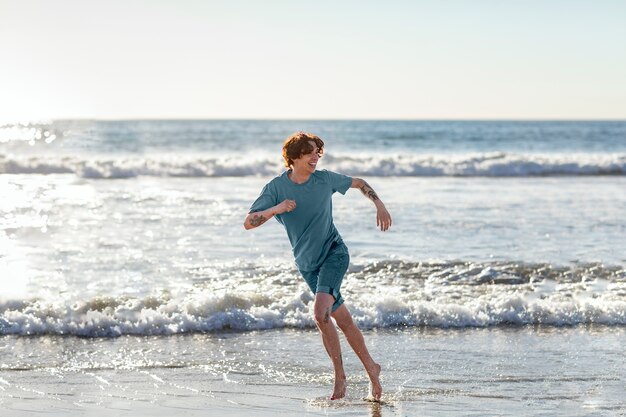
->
xmin=330 ymin=375 xmax=347 ymax=400
xmin=367 ymin=363 xmax=382 ymax=401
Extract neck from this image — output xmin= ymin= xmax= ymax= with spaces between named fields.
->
xmin=289 ymin=168 xmax=311 ymax=184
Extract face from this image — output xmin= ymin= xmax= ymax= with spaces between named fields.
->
xmin=292 ymin=140 xmax=321 ymax=174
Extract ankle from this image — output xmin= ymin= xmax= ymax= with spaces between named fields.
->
xmin=335 ymin=371 xmax=346 ymax=380
xmin=366 ymin=362 xmax=380 ymax=374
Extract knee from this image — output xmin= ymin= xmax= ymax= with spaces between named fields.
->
xmin=314 ymin=306 xmax=332 ymax=327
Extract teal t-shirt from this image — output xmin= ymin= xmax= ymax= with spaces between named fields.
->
xmin=249 ymin=169 xmax=353 ymax=271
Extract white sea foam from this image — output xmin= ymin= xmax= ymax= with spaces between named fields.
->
xmin=1 ymin=262 xmax=624 ymax=337
xmin=1 ymin=152 xmax=625 ymax=178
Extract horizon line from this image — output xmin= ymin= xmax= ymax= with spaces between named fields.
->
xmin=4 ymin=117 xmax=626 ymax=124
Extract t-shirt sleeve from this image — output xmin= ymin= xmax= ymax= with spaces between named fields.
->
xmin=249 ymin=182 xmax=278 ymax=213
xmin=325 ymin=170 xmax=353 ymax=195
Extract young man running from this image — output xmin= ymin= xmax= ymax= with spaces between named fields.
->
xmin=243 ymin=132 xmax=392 ymax=401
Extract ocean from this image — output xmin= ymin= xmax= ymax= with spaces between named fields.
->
xmin=1 ymin=120 xmax=625 ymax=416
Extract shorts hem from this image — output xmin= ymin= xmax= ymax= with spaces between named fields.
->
xmin=316 ymin=285 xmax=340 ymax=300
xmin=331 ymin=298 xmax=344 ymax=312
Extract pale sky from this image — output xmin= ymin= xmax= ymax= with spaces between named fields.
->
xmin=1 ymin=0 xmax=625 ymax=121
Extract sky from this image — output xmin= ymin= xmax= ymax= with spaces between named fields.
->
xmin=1 ymin=0 xmax=625 ymax=121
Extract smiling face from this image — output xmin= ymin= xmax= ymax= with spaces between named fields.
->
xmin=282 ymin=132 xmax=325 ymax=172
xmin=291 ymin=140 xmax=321 ymax=174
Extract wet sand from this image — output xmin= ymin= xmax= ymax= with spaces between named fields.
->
xmin=1 ymin=326 xmax=624 ymax=416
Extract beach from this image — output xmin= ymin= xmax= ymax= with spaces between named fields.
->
xmin=1 ymin=120 xmax=625 ymax=416
xmin=1 ymin=326 xmax=624 ymax=416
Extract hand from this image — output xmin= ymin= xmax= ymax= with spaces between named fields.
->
xmin=275 ymin=199 xmax=296 ymax=214
xmin=376 ymin=206 xmax=392 ymax=231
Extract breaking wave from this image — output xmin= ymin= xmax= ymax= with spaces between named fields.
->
xmin=1 ymin=152 xmax=626 ymax=178
xmin=1 ymin=261 xmax=624 ymax=337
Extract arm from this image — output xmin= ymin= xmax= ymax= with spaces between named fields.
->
xmin=243 ymin=199 xmax=296 ymax=230
xmin=351 ymin=178 xmax=392 ymax=231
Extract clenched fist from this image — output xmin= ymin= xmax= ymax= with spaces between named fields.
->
xmin=275 ymin=199 xmax=296 ymax=214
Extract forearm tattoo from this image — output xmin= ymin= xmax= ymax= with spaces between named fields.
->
xmin=359 ymin=181 xmax=380 ymax=202
xmin=249 ymin=214 xmax=267 ymax=227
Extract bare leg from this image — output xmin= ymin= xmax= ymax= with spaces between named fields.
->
xmin=313 ymin=293 xmax=346 ymax=400
xmin=331 ymin=304 xmax=382 ymax=401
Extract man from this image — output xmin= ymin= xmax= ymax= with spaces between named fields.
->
xmin=243 ymin=131 xmax=391 ymax=401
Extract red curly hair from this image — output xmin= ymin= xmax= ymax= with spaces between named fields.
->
xmin=282 ymin=132 xmax=324 ymax=168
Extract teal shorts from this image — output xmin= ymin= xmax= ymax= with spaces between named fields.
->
xmin=299 ymin=241 xmax=350 ymax=312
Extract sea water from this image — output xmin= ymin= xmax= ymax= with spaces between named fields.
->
xmin=0 ymin=120 xmax=624 ymax=414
